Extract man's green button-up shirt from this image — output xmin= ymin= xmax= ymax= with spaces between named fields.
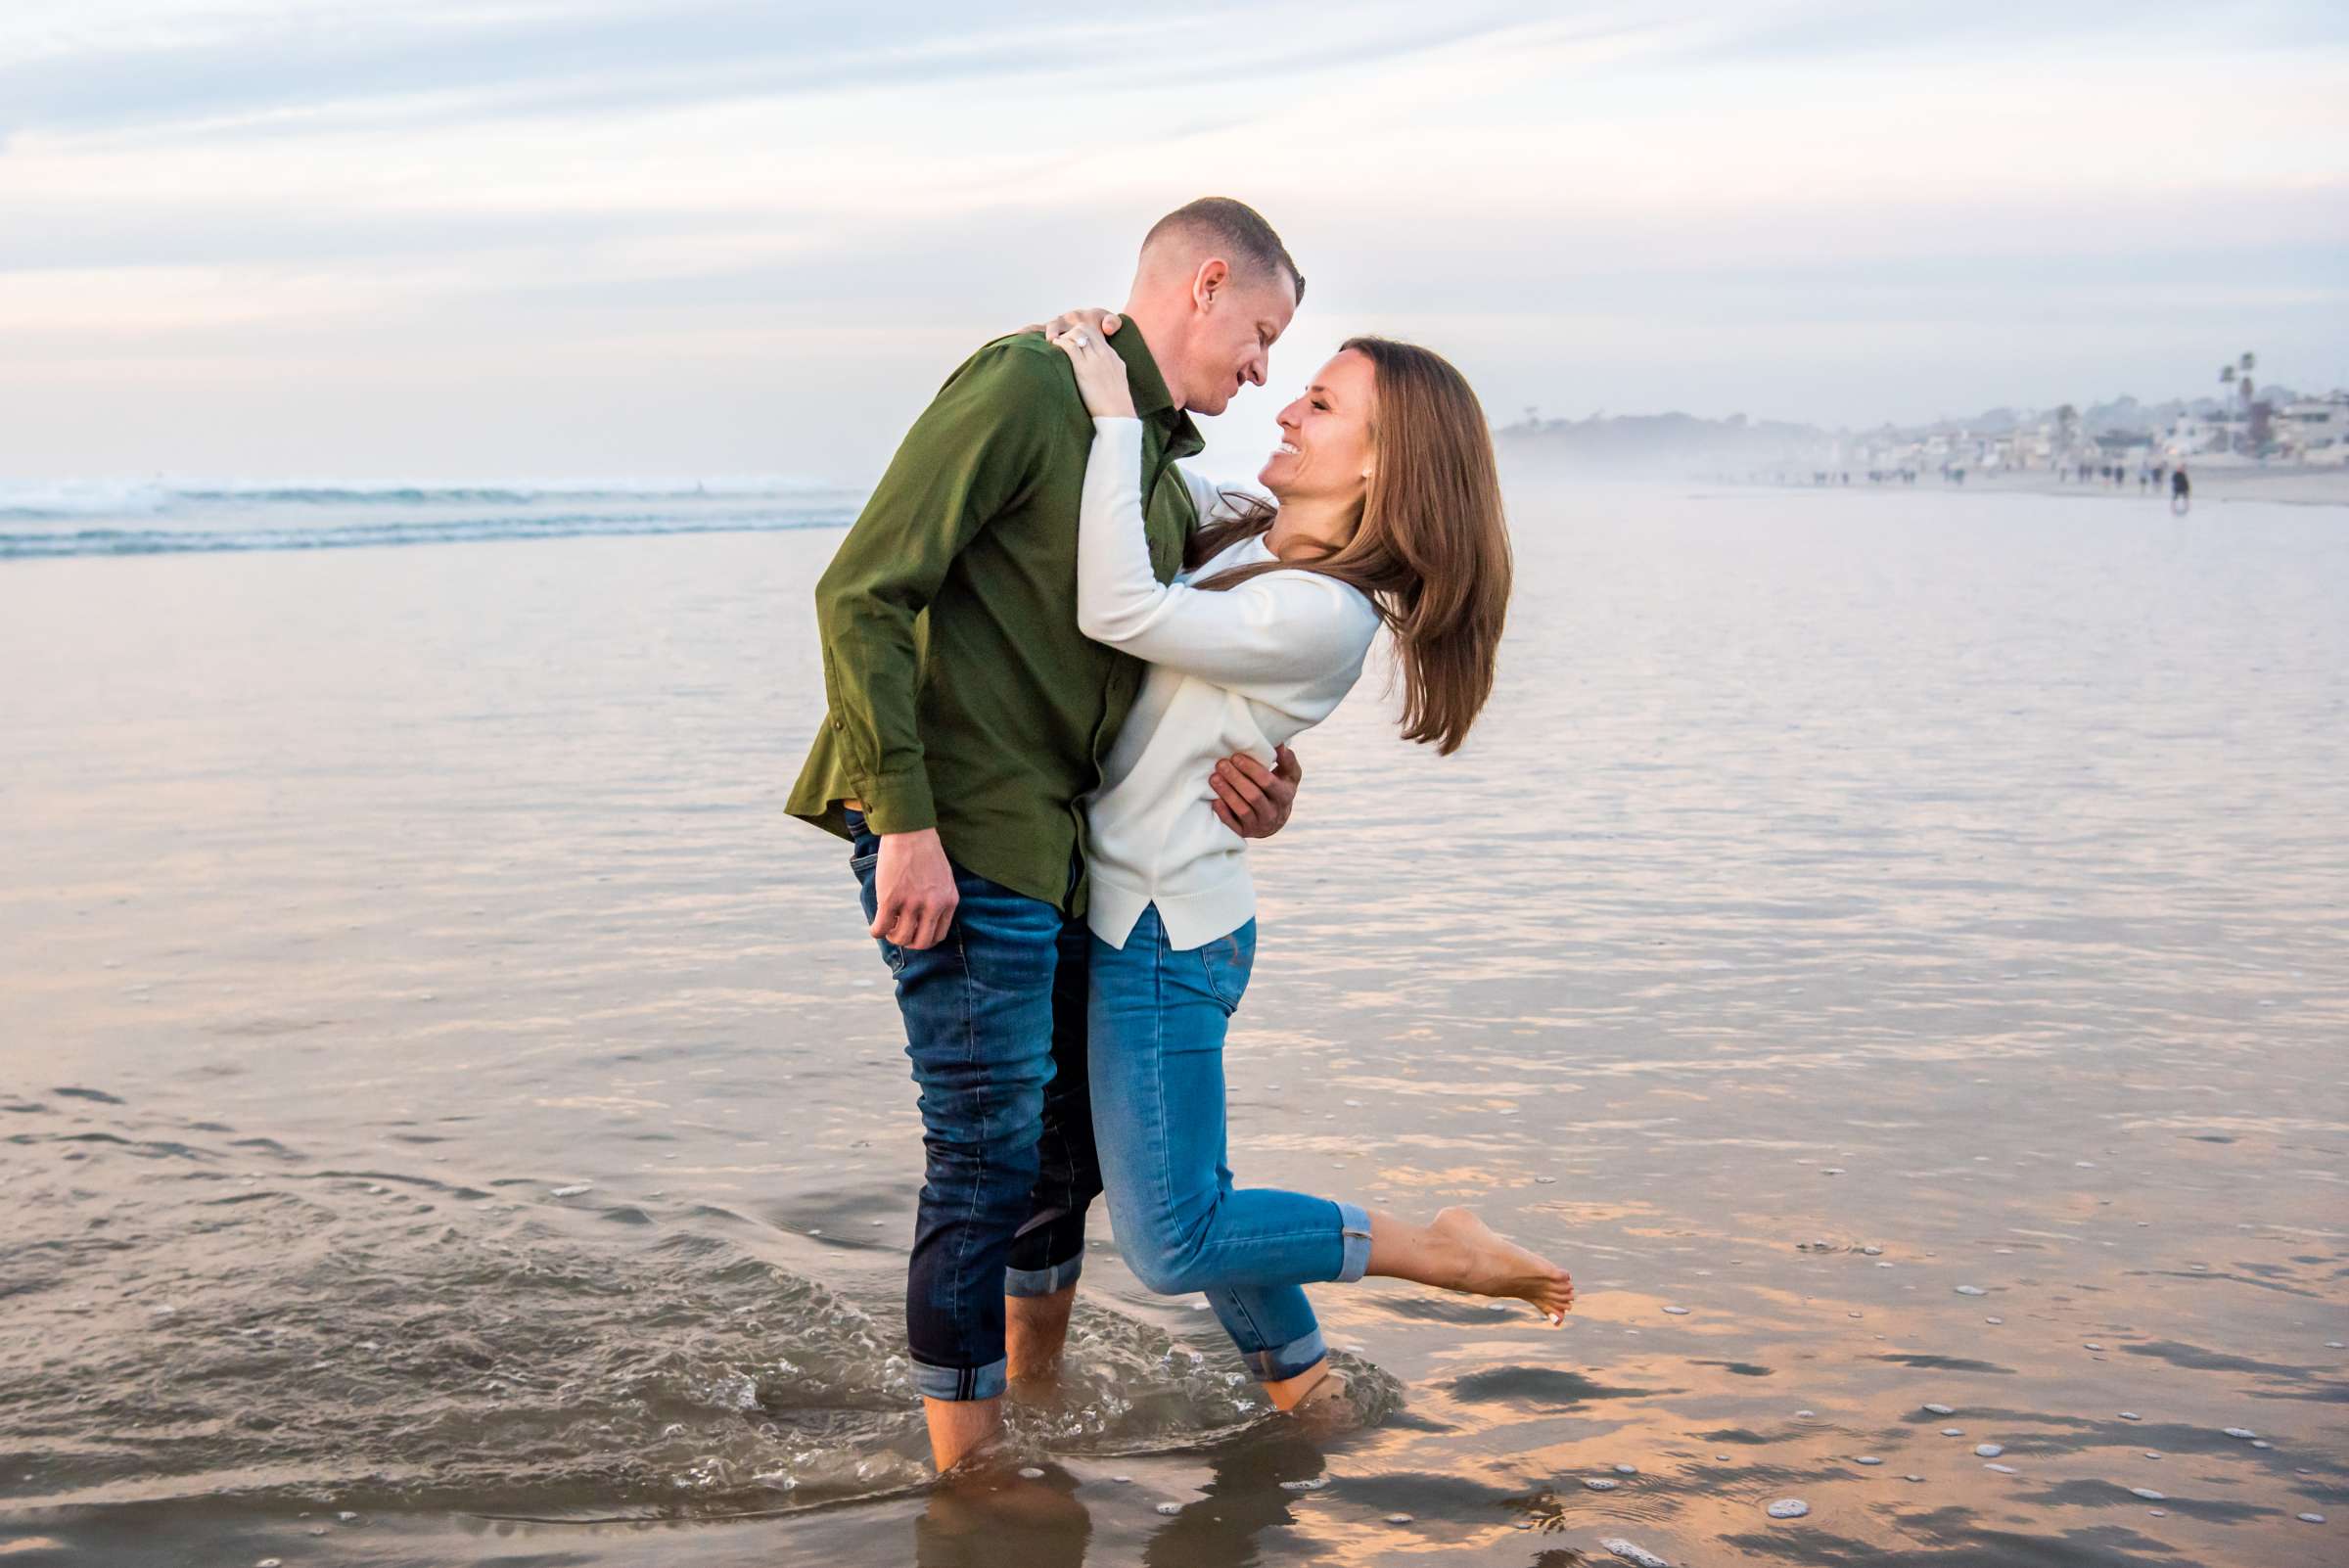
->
xmin=786 ymin=325 xmax=1204 ymax=914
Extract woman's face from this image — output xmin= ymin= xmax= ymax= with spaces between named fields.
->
xmin=1257 ymin=349 xmax=1377 ymax=504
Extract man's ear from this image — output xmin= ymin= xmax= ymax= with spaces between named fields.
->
xmin=1193 ymin=257 xmax=1230 ymax=311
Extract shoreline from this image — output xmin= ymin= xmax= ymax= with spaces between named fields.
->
xmin=1717 ymin=464 xmax=2349 ymax=508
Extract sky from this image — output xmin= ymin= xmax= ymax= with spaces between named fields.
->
xmin=3 ymin=0 xmax=2345 ymax=484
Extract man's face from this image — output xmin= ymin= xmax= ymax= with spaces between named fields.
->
xmin=1183 ymin=267 xmax=1297 ymax=416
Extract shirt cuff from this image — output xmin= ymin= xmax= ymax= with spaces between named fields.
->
xmin=852 ymin=766 xmax=937 ymax=836
xmin=1091 ymin=415 xmax=1144 ymax=433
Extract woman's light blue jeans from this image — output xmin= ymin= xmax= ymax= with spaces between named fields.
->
xmin=1088 ymin=906 xmax=1372 ymax=1383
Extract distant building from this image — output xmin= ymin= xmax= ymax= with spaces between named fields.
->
xmin=2276 ymin=394 xmax=2348 ymax=464
xmin=2158 ymin=412 xmax=2224 ymax=457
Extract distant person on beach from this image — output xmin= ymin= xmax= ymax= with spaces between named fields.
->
xmin=2172 ymin=463 xmax=2191 ymax=514
xmin=1037 ymin=305 xmax=1568 ymax=1422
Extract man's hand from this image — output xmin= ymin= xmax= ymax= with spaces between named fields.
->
xmin=1212 ymin=746 xmax=1303 ymax=839
xmin=872 ymin=828 xmax=959 ymax=949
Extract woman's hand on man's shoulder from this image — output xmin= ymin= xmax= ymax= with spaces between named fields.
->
xmin=1036 ymin=307 xmax=1135 ymax=419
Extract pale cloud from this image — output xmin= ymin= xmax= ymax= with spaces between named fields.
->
xmin=1 ymin=1 xmax=2342 ymax=481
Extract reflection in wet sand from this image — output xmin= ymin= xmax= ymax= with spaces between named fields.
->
xmin=2 ymin=483 xmax=2343 ymax=1564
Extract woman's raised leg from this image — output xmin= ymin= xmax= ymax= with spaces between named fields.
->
xmin=1088 ymin=909 xmax=1574 ymax=1414
xmin=1087 ymin=913 xmax=1367 ymax=1401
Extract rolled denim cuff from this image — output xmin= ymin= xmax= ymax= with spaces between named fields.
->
xmin=1241 ymin=1324 xmax=1329 ymax=1383
xmin=1003 ymin=1248 xmax=1083 ymax=1298
xmin=1335 ymin=1201 xmax=1373 ymax=1284
xmin=912 ymin=1355 xmax=1008 ymax=1404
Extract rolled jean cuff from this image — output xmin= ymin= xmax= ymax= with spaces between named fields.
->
xmin=1335 ymin=1201 xmax=1373 ymax=1284
xmin=1003 ymin=1248 xmax=1083 ymax=1298
xmin=912 ymin=1356 xmax=1008 ymax=1404
xmin=1241 ymin=1324 xmax=1329 ymax=1383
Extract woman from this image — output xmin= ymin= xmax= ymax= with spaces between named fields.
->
xmin=1045 ymin=312 xmax=1574 ymax=1416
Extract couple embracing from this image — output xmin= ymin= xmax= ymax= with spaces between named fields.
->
xmin=787 ymin=197 xmax=1574 ymax=1472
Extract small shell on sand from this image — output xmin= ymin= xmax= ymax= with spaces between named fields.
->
xmin=2223 ymin=1427 xmax=2257 ymax=1440
xmin=1018 ymin=1467 xmax=1045 ymax=1479
xmin=1984 ymin=1462 xmax=2017 ymax=1474
xmin=1584 ymin=1477 xmax=1621 ymax=1491
xmin=1855 ymin=1456 xmax=1883 ymax=1466
xmin=1155 ymin=1502 xmax=1181 ymax=1515
xmin=2131 ymin=1488 xmax=2164 ymax=1500
xmin=1923 ymin=1403 xmax=1955 ymax=1414
xmin=1767 ymin=1499 xmax=1810 ymax=1519
xmin=1663 ymin=1306 xmax=1690 ymax=1315
xmin=1974 ymin=1444 xmax=2004 ymax=1457
xmin=1954 ymin=1285 xmax=1987 ymax=1296
xmin=1601 ymin=1540 xmax=1673 ymax=1568
xmin=1941 ymin=1428 xmax=1963 ymax=1437
xmin=1614 ymin=1463 xmax=1639 ymax=1474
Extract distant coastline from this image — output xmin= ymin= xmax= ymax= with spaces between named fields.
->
xmin=1717 ymin=463 xmax=2349 ymax=507
xmin=1497 ymin=380 xmax=2349 ymax=502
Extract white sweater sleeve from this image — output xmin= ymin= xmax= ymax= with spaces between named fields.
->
xmin=1077 ymin=417 xmax=1376 ymax=692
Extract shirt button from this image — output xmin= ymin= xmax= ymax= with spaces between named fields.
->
xmin=832 ymin=718 xmax=843 ymax=730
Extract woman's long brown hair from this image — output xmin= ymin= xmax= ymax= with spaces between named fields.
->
xmin=1184 ymin=337 xmax=1511 ymax=755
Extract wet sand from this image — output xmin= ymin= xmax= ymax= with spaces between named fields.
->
xmin=2 ymin=481 xmax=2343 ymax=1566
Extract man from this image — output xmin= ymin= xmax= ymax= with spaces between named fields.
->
xmin=788 ymin=198 xmax=1308 ymax=1470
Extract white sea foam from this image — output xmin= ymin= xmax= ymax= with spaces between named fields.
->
xmin=0 ymin=478 xmax=176 ymax=519
xmin=0 ymin=475 xmax=865 ymax=558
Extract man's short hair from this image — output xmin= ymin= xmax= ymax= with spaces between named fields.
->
xmin=1143 ymin=197 xmax=1305 ymax=304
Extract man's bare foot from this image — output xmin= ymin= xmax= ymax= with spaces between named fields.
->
xmin=924 ymin=1394 xmax=1005 ymax=1473
xmin=1006 ymin=1283 xmax=1077 ymax=1382
xmin=1429 ymin=1207 xmax=1575 ymax=1322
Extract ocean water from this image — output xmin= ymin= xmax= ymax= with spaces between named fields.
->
xmin=1 ymin=480 xmax=2342 ymax=1566
xmin=0 ymin=478 xmax=860 ymax=559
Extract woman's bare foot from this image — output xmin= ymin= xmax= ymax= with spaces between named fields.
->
xmin=1260 ymin=1360 xmax=1359 ymax=1427
xmin=1288 ymin=1365 xmax=1358 ymax=1427
xmin=1428 ymin=1207 xmax=1575 ymax=1322
xmin=1260 ymin=1360 xmax=1331 ymax=1412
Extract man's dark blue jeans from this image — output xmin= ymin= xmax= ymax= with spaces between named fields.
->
xmin=846 ymin=810 xmax=1099 ymax=1402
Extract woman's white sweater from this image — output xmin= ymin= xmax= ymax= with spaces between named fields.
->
xmin=1077 ymin=416 xmax=1380 ymax=951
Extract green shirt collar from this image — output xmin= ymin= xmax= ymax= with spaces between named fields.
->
xmin=1117 ymin=323 xmax=1204 ymax=459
